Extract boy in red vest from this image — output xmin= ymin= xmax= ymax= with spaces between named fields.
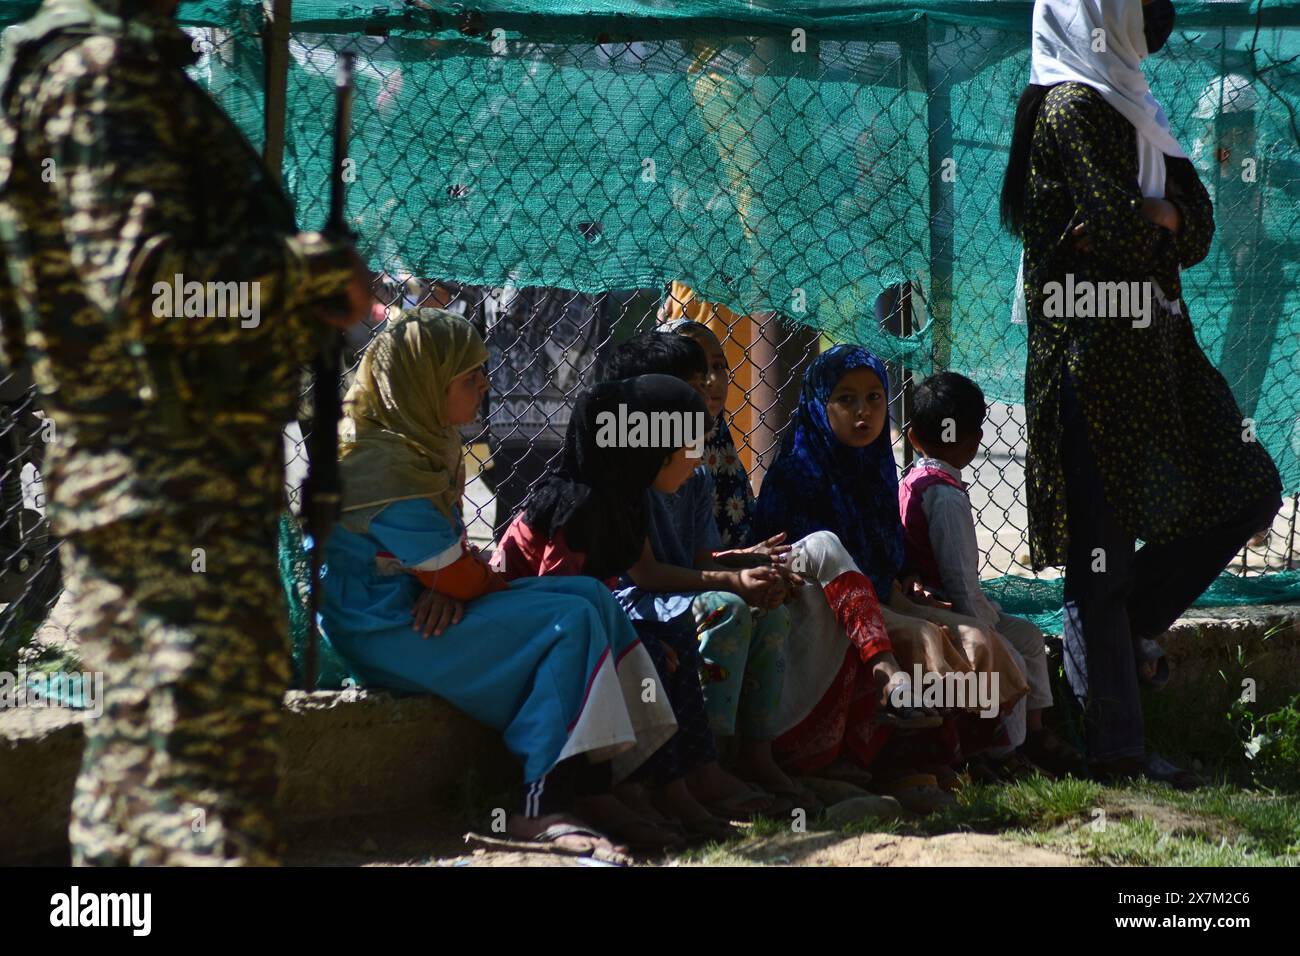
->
xmin=899 ymin=372 xmax=1084 ymax=777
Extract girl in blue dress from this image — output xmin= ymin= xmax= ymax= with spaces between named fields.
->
xmin=319 ymin=308 xmax=677 ymax=860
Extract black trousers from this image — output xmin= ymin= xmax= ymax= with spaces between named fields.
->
xmin=1059 ymin=366 xmax=1279 ymax=760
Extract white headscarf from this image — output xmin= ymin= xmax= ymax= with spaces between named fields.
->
xmin=1011 ymin=0 xmax=1186 ymax=325
xmin=1030 ymin=0 xmax=1186 ymax=197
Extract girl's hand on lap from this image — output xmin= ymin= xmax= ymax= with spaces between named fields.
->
xmin=899 ymin=573 xmax=951 ymax=609
xmin=734 ymin=566 xmax=784 ymax=606
xmin=412 ymin=588 xmax=465 ymax=638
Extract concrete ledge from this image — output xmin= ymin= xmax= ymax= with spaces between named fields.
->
xmin=0 ymin=690 xmax=514 ymax=863
xmin=3 ymin=602 xmax=1298 ymax=864
xmin=1161 ymin=603 xmax=1300 ymax=698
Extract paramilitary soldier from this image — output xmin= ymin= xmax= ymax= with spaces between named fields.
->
xmin=0 ymin=0 xmax=368 ymax=864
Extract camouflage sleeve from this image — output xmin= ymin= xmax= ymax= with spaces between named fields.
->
xmin=24 ymin=36 xmax=353 ymax=346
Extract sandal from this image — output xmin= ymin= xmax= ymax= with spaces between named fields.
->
xmin=963 ymin=754 xmax=1007 ymax=784
xmin=1019 ymin=727 xmax=1087 ymax=778
xmin=465 ymin=823 xmax=632 ymax=865
xmin=919 ymin=764 xmax=968 ymax=793
xmin=757 ymin=782 xmax=822 ymax=816
xmin=812 ymin=760 xmax=875 ymax=790
xmin=592 ymin=813 xmax=687 ymax=853
xmin=700 ymin=785 xmax=775 ymax=822
xmin=876 ymin=773 xmax=957 ymax=815
xmin=572 ymin=796 xmax=687 ymax=852
xmin=990 ymin=750 xmax=1040 ymax=781
xmin=1142 ymin=752 xmax=1205 ymax=791
xmin=875 ymin=674 xmax=944 ymax=731
xmin=1090 ymin=753 xmax=1204 ymax=791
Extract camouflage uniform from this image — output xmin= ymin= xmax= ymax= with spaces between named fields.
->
xmin=0 ymin=0 xmax=354 ymax=865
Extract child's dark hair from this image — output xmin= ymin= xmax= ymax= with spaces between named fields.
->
xmin=911 ymin=371 xmax=986 ymax=446
xmin=602 ymin=331 xmax=707 ymax=384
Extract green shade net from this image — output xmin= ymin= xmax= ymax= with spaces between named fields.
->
xmin=2 ymin=1 xmax=1298 ymax=625
xmin=269 ymin=1 xmax=1300 ymax=485
xmin=987 ymin=569 xmax=1300 ymax=635
xmin=278 ymin=513 xmax=357 ymax=689
xmin=3 ymin=0 xmax=1295 ymax=472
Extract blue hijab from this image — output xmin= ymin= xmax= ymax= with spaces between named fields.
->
xmin=753 ymin=344 xmax=904 ymax=600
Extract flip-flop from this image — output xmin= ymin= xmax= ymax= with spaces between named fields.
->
xmin=594 ymin=813 xmax=688 ymax=852
xmin=810 ymin=762 xmax=875 ymax=790
xmin=753 ymin=783 xmax=821 ymax=817
xmin=1089 ymin=753 xmax=1203 ymax=791
xmin=873 ymin=696 xmax=945 ymax=731
xmin=464 ymin=824 xmax=631 ymax=865
xmin=1019 ymin=728 xmax=1087 ymax=778
xmin=701 ymin=786 xmax=775 ymax=822
xmin=991 ymin=750 xmax=1040 ymax=781
xmin=876 ymin=773 xmax=957 ymax=814
xmin=875 ymin=675 xmax=944 ymax=731
xmin=919 ymin=764 xmax=968 ymax=792
xmin=1142 ymin=752 xmax=1205 ymax=791
xmin=964 ymin=754 xmax=1007 ymax=784
xmin=730 ymin=774 xmax=821 ymax=816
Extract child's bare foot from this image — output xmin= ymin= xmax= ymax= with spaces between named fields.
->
xmin=732 ymin=744 xmax=798 ymax=794
xmin=612 ymin=782 xmax=678 ymax=827
xmin=731 ymin=740 xmax=823 ymax=811
xmin=685 ymin=760 xmax=770 ymax=813
xmin=654 ymin=779 xmax=739 ymax=841
xmin=570 ymin=794 xmax=684 ymax=851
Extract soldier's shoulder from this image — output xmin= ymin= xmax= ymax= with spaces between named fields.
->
xmin=24 ymin=32 xmax=151 ymax=102
xmin=42 ymin=32 xmax=126 ymax=83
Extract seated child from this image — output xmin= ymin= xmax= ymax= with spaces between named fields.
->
xmin=599 ymin=332 xmax=817 ymax=812
xmin=495 ymin=372 xmax=758 ymax=840
xmin=657 ymin=318 xmax=757 ymax=548
xmin=319 ymin=309 xmax=678 ymax=861
xmin=755 ymin=344 xmax=1031 ymax=794
xmin=899 ymin=371 xmax=1086 ymax=776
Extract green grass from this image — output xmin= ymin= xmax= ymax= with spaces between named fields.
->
xmin=675 ymin=775 xmax=1300 ymax=867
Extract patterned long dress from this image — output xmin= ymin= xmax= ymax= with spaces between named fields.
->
xmin=1021 ymin=82 xmax=1280 ymax=570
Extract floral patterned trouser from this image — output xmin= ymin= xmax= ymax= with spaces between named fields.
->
xmin=692 ymin=592 xmax=790 ymax=740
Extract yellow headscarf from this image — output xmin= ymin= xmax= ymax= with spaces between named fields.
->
xmin=337 ymin=308 xmax=489 ymax=532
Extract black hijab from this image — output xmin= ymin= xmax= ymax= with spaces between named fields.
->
xmin=523 ymin=373 xmax=711 ymax=579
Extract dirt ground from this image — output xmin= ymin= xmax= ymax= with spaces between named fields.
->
xmin=283 ymin=808 xmax=1079 ymax=868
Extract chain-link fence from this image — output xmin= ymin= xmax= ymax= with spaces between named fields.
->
xmin=2 ymin=1 xmax=1299 ymax=664
xmin=274 ymin=4 xmax=1300 ymax=578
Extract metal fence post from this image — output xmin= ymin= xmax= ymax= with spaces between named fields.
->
xmin=263 ymin=0 xmax=293 ymax=185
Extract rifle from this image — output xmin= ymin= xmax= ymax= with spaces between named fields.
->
xmin=302 ymin=51 xmax=355 ymax=692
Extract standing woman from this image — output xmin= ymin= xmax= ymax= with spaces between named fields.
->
xmin=1001 ymin=0 xmax=1281 ymax=785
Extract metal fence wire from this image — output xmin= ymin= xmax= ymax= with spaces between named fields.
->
xmin=2 ymin=2 xmax=1299 ymax=661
